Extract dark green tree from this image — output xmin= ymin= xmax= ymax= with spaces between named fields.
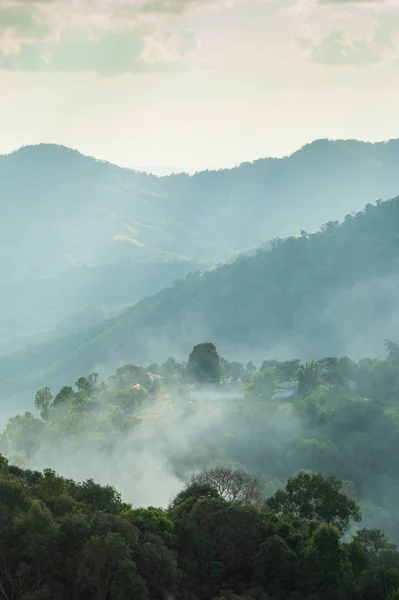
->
xmin=186 ymin=342 xmax=221 ymax=384
xmin=297 ymin=361 xmax=319 ymax=397
xmin=267 ymin=472 xmax=361 ymax=533
xmin=254 ymin=535 xmax=298 ymax=593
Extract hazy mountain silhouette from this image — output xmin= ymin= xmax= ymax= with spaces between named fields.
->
xmin=2 ymin=138 xmax=399 ymax=282
xmin=0 ymin=259 xmax=209 ymax=356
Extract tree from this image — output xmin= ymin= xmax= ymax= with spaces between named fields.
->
xmin=160 ymin=356 xmax=185 ymax=380
xmin=297 ymin=361 xmax=319 ymax=397
xmin=189 ymin=466 xmax=262 ymax=506
xmin=384 ymin=340 xmax=399 ymax=365
xmin=73 ymin=479 xmax=123 ymax=514
xmin=75 ymin=373 xmax=98 ymax=394
xmin=317 ymin=357 xmax=353 ymax=388
xmin=305 ymin=523 xmax=345 ymax=599
xmin=79 ymin=533 xmax=131 ymax=599
xmin=52 ymin=386 xmax=75 ymax=408
xmin=245 ymin=367 xmax=276 ymax=400
xmin=276 ymin=359 xmax=302 ymax=382
xmin=110 ymin=561 xmax=148 ymax=600
xmin=34 ymin=388 xmax=53 ymax=420
xmin=354 ymin=528 xmax=397 ymax=555
xmin=220 ymin=359 xmax=243 ymax=382
xmin=122 ymin=507 xmax=174 ymax=544
xmin=254 ymin=535 xmax=298 ymax=593
xmin=186 ymin=342 xmax=221 ymax=384
xmin=170 ymin=482 xmax=220 ymax=509
xmin=267 ymin=472 xmax=361 ymax=533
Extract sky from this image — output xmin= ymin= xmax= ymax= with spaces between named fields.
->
xmin=0 ymin=0 xmax=399 ymax=174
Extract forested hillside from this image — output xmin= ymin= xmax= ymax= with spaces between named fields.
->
xmin=0 ymin=258 xmax=208 ymax=356
xmin=2 ymin=342 xmax=399 ymax=599
xmin=1 ymin=194 xmax=399 ymax=398
xmin=2 ymin=455 xmax=397 ymax=600
xmin=1 ymin=137 xmax=399 ymax=357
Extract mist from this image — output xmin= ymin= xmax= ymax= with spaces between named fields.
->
xmin=1 ymin=138 xmax=399 ymax=551
xmin=2 ymin=343 xmax=399 ymax=549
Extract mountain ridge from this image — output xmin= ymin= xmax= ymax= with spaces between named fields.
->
xmin=5 ymin=136 xmax=399 ymax=174
xmin=2 ymin=137 xmax=399 ymax=283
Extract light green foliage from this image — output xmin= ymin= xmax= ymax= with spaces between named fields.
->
xmin=34 ymin=387 xmax=53 ymax=420
xmin=245 ymin=368 xmax=276 ymax=400
xmin=122 ymin=506 xmax=174 ymax=543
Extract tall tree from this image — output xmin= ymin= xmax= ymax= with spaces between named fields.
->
xmin=267 ymin=472 xmax=361 ymax=533
xmin=186 ymin=342 xmax=221 ymax=384
xmin=34 ymin=388 xmax=53 ymax=421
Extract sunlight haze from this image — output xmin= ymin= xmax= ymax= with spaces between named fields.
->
xmin=1 ymin=0 xmax=399 ymax=173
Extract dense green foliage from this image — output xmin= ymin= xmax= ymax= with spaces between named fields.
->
xmin=187 ymin=342 xmax=222 ymax=384
xmin=1 ymin=453 xmax=399 ymax=600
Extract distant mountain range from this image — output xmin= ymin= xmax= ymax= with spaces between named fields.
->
xmin=2 ymin=138 xmax=399 ymax=282
xmin=1 ymin=137 xmax=398 ymax=357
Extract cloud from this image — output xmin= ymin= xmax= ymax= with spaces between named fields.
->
xmin=373 ymin=9 xmax=399 ymax=51
xmin=139 ymin=28 xmax=198 ymax=64
xmin=289 ymin=0 xmax=399 ymax=67
xmin=10 ymin=0 xmax=222 ymax=14
xmin=0 ymin=4 xmax=52 ymax=38
xmin=0 ymin=0 xmax=201 ymax=73
xmin=0 ymin=27 xmax=198 ymax=74
xmin=300 ymin=30 xmax=381 ymax=66
xmin=312 ymin=31 xmax=380 ymax=65
xmin=121 ymin=0 xmax=216 ymax=14
xmin=320 ymin=0 xmax=388 ymax=4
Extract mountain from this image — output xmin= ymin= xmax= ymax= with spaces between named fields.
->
xmin=2 ymin=138 xmax=399 ymax=281
xmin=1 ymin=193 xmax=399 ymax=402
xmin=0 ymin=258 xmax=209 ymax=355
xmin=3 ymin=137 xmax=399 ymax=355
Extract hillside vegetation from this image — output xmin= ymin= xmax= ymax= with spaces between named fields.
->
xmin=0 ymin=259 xmax=208 ymax=355
xmin=2 ymin=342 xmax=399 ymax=599
xmin=2 ymin=454 xmax=397 ymax=600
xmin=1 ymin=194 xmax=399 ymax=398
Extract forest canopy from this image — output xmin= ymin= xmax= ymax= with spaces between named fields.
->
xmin=1 ymin=341 xmax=399 ymax=597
